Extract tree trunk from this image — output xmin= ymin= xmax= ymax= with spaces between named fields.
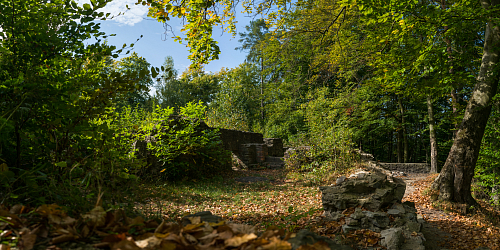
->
xmin=427 ymin=96 xmax=438 ymax=173
xmin=388 ymin=131 xmax=393 ymax=162
xmin=15 ymin=120 xmax=21 ymax=169
xmin=260 ymin=57 xmax=264 ymax=121
xmin=397 ymin=128 xmax=402 ymax=163
xmin=397 ymin=96 xmax=408 ymax=163
xmin=432 ymin=3 xmax=500 ymax=204
xmin=441 ymin=0 xmax=459 ymax=139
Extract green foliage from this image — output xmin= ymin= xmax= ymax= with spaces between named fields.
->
xmin=475 ymin=99 xmax=500 ymax=204
xmin=113 ymin=52 xmax=155 ymax=110
xmin=0 ymin=0 xmax=150 ymax=209
xmin=206 ymin=63 xmax=261 ymax=131
xmin=155 ymin=58 xmax=219 ymax=110
xmin=302 ymin=88 xmax=357 ymax=165
xmin=236 ymin=18 xmax=269 ymax=64
xmin=109 ymin=102 xmax=231 ymax=181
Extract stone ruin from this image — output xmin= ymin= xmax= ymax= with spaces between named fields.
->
xmin=130 ymin=115 xmax=287 ymax=174
xmin=320 ymin=164 xmax=426 ymax=250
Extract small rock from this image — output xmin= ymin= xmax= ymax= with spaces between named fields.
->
xmin=325 ymin=211 xmax=344 ymax=221
xmin=417 ymin=214 xmax=425 ymax=223
xmin=360 ymin=217 xmax=371 ymax=228
xmin=387 ymin=209 xmax=402 ymax=216
xmin=346 ymin=217 xmax=359 ymax=226
xmin=394 ymin=217 xmax=406 ymax=227
xmin=404 ymin=212 xmax=417 ymax=222
xmin=392 ymin=203 xmax=406 ymax=214
xmin=401 ymin=234 xmax=425 ymax=250
xmin=351 ymin=208 xmax=365 ymax=220
xmin=336 ymin=176 xmax=346 ymax=185
xmin=371 ymin=212 xmax=390 ymax=228
xmin=342 ymin=225 xmax=359 ymax=233
xmin=403 ymin=202 xmax=417 ymax=213
xmin=406 ymin=221 xmax=422 ymax=232
xmin=381 ymin=227 xmax=404 ymax=250
xmin=288 ymin=229 xmax=354 ymax=250
xmin=362 ymin=211 xmax=374 ymax=218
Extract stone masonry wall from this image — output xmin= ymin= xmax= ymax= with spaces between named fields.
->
xmin=378 ymin=163 xmax=430 ymax=173
xmin=263 ymin=138 xmax=284 ymax=157
xmin=217 ymin=128 xmax=264 ymax=155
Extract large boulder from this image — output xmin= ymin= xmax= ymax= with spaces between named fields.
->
xmin=320 ymin=169 xmax=406 ymax=212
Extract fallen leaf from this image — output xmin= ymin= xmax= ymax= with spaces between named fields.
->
xmin=111 ymin=239 xmax=141 ymax=250
xmin=228 ymin=223 xmax=256 ymax=234
xmin=135 ymin=236 xmax=162 ymax=249
xmin=19 ymin=228 xmax=37 ymax=250
xmin=261 ymin=237 xmax=292 ymax=250
xmin=225 ymin=233 xmax=257 ymax=247
xmin=50 ymin=233 xmax=77 ymax=245
xmin=82 ymin=206 xmax=106 ymax=227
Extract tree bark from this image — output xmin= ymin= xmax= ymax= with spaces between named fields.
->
xmin=397 ymin=128 xmax=403 ymax=163
xmin=260 ymin=57 xmax=264 ymax=121
xmin=397 ymin=96 xmax=408 ymax=163
xmin=427 ymin=96 xmax=438 ymax=173
xmin=432 ymin=2 xmax=500 ymax=205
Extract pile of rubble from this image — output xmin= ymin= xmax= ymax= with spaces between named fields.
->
xmin=320 ymin=167 xmax=425 ymax=250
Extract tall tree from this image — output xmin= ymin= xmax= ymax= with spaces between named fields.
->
xmin=206 ymin=63 xmax=260 ymax=131
xmin=236 ymin=18 xmax=270 ymax=121
xmin=113 ymin=52 xmax=154 ymax=109
xmin=431 ymin=0 xmax=500 ymax=204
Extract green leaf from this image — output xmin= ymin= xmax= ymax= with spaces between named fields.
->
xmin=55 ymin=161 xmax=67 ymax=168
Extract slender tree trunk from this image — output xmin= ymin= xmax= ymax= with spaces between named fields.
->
xmin=451 ymin=89 xmax=459 ymax=138
xmin=397 ymin=128 xmax=403 ymax=163
xmin=441 ymin=0 xmax=459 ymax=139
xmin=427 ymin=96 xmax=438 ymax=173
xmin=432 ymin=4 xmax=500 ymax=204
xmin=388 ymin=131 xmax=393 ymax=162
xmin=15 ymin=120 xmax=21 ymax=169
xmin=397 ymin=96 xmax=408 ymax=163
xmin=260 ymin=57 xmax=264 ymax=120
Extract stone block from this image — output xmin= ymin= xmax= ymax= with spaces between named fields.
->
xmin=381 ymin=227 xmax=404 ymax=250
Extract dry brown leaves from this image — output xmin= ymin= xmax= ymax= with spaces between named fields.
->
xmin=403 ymin=174 xmax=500 ymax=250
xmin=0 ymin=204 xmax=333 ymax=250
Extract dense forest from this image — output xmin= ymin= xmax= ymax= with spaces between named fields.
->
xmin=0 ymin=0 xmax=499 ymax=212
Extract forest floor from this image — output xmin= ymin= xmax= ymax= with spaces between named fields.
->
xmin=131 ymin=167 xmax=500 ymax=249
xmin=2 ymin=167 xmax=500 ymax=250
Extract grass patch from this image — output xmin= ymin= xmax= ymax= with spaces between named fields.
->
xmin=119 ymin=166 xmax=355 ymax=232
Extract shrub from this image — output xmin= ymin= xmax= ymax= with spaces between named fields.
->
xmin=110 ymin=101 xmax=232 ymax=181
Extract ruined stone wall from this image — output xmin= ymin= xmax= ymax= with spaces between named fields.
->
xmin=378 ymin=163 xmax=430 ymax=173
xmin=216 ymin=128 xmax=264 ymax=155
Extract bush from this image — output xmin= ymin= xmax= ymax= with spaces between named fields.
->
xmin=111 ymin=101 xmax=232 ymax=181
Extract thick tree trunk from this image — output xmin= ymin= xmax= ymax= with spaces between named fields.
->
xmin=427 ymin=96 xmax=438 ymax=173
xmin=432 ymin=4 xmax=500 ymax=204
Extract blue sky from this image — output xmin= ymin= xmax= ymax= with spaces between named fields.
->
xmin=78 ymin=0 xmax=255 ymax=73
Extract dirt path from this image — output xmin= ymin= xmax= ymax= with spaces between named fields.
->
xmin=401 ymin=173 xmax=454 ymax=250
